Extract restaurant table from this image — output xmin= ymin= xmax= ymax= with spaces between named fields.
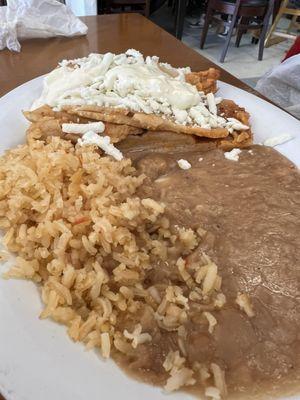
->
xmin=0 ymin=12 xmax=276 ymax=400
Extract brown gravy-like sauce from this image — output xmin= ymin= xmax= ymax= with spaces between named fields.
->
xmin=113 ymin=132 xmax=300 ymax=399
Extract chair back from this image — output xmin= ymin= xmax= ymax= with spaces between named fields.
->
xmin=209 ymin=0 xmax=269 ymax=16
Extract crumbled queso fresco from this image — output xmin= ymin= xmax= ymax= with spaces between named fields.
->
xmin=78 ymin=131 xmax=123 ymax=161
xmin=61 ymin=121 xmax=124 ymax=161
xmin=62 ymin=121 xmax=105 ymax=134
xmin=32 ymin=49 xmax=249 ymax=132
xmin=263 ymin=133 xmax=293 ymax=147
xmin=177 ymin=159 xmax=191 ymax=169
xmin=224 ymin=148 xmax=242 ymax=162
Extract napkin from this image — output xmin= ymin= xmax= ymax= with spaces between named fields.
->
xmin=0 ymin=0 xmax=88 ymax=52
xmin=255 ymin=54 xmax=300 ymax=120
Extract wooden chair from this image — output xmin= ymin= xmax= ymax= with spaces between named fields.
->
xmin=200 ymin=0 xmax=274 ymax=62
xmin=101 ymin=0 xmax=150 ymax=16
xmin=265 ymin=0 xmax=300 ymax=46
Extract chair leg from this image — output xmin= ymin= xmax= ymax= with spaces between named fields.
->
xmin=219 ymin=1 xmax=240 ymax=63
xmin=259 ymin=0 xmax=274 ymax=59
xmin=235 ymin=16 xmax=248 ymax=47
xmin=200 ymin=7 xmax=213 ymax=49
xmin=235 ymin=29 xmax=242 ymax=47
xmin=175 ymin=0 xmax=187 ymax=39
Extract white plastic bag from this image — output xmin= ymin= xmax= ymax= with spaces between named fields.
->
xmin=0 ymin=0 xmax=88 ymax=52
xmin=255 ymin=54 xmax=300 ymax=120
xmin=0 ymin=6 xmax=20 ymax=52
xmin=65 ymin=0 xmax=97 ymax=16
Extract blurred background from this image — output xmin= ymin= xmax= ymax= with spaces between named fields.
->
xmin=47 ymin=0 xmax=300 ymax=88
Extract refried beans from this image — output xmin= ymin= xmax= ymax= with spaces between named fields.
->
xmin=113 ymin=132 xmax=300 ymax=399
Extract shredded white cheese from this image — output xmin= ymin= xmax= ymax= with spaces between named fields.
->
xmin=206 ymin=93 xmax=217 ymax=115
xmin=32 ymin=50 xmax=249 ymax=132
xmin=177 ymin=159 xmax=191 ymax=170
xmin=264 ymin=133 xmax=293 ymax=147
xmin=62 ymin=121 xmax=105 ymax=134
xmin=226 ymin=117 xmax=249 ymax=131
xmin=224 ymin=148 xmax=242 ymax=162
xmin=78 ymin=131 xmax=123 ymax=161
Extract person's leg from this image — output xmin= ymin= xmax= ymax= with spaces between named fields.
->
xmin=218 ymin=1 xmax=236 ymax=37
xmin=188 ymin=0 xmax=207 ymax=27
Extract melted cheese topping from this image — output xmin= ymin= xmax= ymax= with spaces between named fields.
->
xmin=32 ymin=49 xmax=249 ymax=130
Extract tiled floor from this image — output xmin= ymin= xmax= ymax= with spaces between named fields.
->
xmin=151 ymin=4 xmax=293 ymax=87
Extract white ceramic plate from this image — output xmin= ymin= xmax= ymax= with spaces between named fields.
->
xmin=0 ymin=76 xmax=299 ymax=400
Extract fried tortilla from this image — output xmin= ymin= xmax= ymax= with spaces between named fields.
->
xmin=63 ymin=105 xmax=229 ymax=139
xmin=24 ymin=106 xmax=144 ymax=144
